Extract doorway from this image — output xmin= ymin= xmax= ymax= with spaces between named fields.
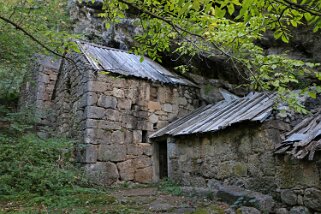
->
xmin=158 ymin=142 xmax=168 ymax=179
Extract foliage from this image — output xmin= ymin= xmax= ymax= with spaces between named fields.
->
xmin=0 ymin=0 xmax=77 ymax=100
xmin=100 ymin=0 xmax=321 ymax=110
xmin=0 ymin=106 xmax=37 ymax=135
xmin=158 ymin=178 xmax=182 ymax=196
xmin=0 ymin=134 xmax=81 ymax=197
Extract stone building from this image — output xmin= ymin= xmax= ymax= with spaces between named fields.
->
xmin=52 ymin=41 xmax=200 ymax=184
xmin=19 ymin=55 xmax=60 ymax=136
xmin=151 ymin=92 xmax=321 ymax=212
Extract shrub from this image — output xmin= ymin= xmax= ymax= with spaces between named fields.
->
xmin=158 ymin=178 xmax=182 ymax=196
xmin=0 ymin=134 xmax=84 ymax=197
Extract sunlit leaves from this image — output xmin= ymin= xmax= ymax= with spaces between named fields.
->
xmin=96 ymin=0 xmax=321 ymax=112
xmin=0 ymin=0 xmax=75 ymax=99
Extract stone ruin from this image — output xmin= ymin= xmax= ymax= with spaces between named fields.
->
xmin=20 ymin=40 xmax=321 ymax=213
xmin=21 ymin=41 xmax=201 ymax=185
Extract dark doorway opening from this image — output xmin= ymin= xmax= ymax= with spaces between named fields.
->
xmin=159 ymin=142 xmax=168 ymax=179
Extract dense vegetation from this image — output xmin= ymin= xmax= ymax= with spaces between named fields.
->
xmin=0 ymin=0 xmax=77 ymax=101
xmin=101 ymin=0 xmax=321 ymax=111
xmin=0 ymin=1 xmax=320 ymax=212
xmin=1 ymin=0 xmax=321 ymax=110
xmin=0 ymin=117 xmax=137 ymax=213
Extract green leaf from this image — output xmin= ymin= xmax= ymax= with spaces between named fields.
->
xmin=308 ymin=91 xmax=317 ymax=99
xmin=227 ymin=4 xmax=235 ymax=15
xmin=281 ymin=34 xmax=289 ymax=43
xmin=215 ymin=6 xmax=226 ymax=18
xmin=304 ymin=12 xmax=313 ymax=22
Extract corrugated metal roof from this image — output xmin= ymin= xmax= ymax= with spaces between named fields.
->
xmin=275 ymin=112 xmax=321 ymax=160
xmin=150 ymin=92 xmax=276 ymax=138
xmin=76 ymin=41 xmax=196 ymax=86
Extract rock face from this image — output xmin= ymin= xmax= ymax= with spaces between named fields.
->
xmin=52 ymin=51 xmax=200 ymax=185
xmin=68 ymin=0 xmax=140 ymax=50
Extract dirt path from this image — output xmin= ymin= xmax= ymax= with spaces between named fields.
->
xmin=110 ymin=186 xmax=230 ymax=213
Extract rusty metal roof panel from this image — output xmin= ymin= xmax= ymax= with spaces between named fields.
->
xmin=275 ymin=113 xmax=321 ymax=160
xmin=76 ymin=41 xmax=196 ymax=86
xmin=150 ymin=92 xmax=276 ymax=138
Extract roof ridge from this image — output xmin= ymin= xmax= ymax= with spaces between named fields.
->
xmin=76 ymin=40 xmax=130 ymax=54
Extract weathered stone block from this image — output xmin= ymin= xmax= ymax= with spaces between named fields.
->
xmin=149 ymin=113 xmax=158 ymax=123
xmin=133 ymin=130 xmax=142 ymax=144
xmin=289 ymin=206 xmax=311 ymax=214
xmin=85 ymin=119 xmax=99 ymax=129
xmin=177 ymin=97 xmax=187 ymax=105
xmin=121 ymin=114 xmax=136 ymax=129
xmin=118 ymin=99 xmax=132 ymax=110
xmin=236 ymin=207 xmax=260 ymax=214
xmin=163 ymin=103 xmax=173 ymax=112
xmin=105 ymin=109 xmax=120 ymax=121
xmin=275 ymin=208 xmax=289 ymax=214
xmin=126 ymin=88 xmax=138 ymax=100
xmin=281 ymin=189 xmax=297 ymax=206
xmin=85 ymin=92 xmax=98 ymax=106
xmin=85 ymin=162 xmax=119 ymax=185
xmin=140 ymin=143 xmax=153 ymax=156
xmin=76 ymin=144 xmax=97 ymax=163
xmin=98 ymin=144 xmax=126 ymax=162
xmin=124 ymin=130 xmax=133 ymax=144
xmin=84 ymin=128 xmax=96 ymax=144
xmin=84 ymin=129 xmax=111 ymax=144
xmin=232 ymin=162 xmax=247 ymax=177
xmin=100 ymin=120 xmax=121 ymax=130
xmin=85 ymin=106 xmax=105 ymax=119
xmin=148 ymin=101 xmax=161 ymax=112
xmin=117 ymin=160 xmax=134 ymax=181
xmin=137 ymin=121 xmax=153 ymax=131
xmin=113 ymin=88 xmax=125 ymax=98
xmin=97 ymin=95 xmax=117 ymax=109
xmin=133 ymin=156 xmax=152 ymax=169
xmin=303 ymin=188 xmax=321 ymax=211
xmin=127 ymin=144 xmax=144 ymax=156
xmin=112 ymin=130 xmax=124 ymax=144
xmin=39 ymin=74 xmax=50 ymax=83
xmin=87 ymin=81 xmax=109 ymax=92
xmin=216 ymin=161 xmax=233 ymax=179
xmin=134 ymin=166 xmax=153 ymax=183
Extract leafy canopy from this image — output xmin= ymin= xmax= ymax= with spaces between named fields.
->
xmin=100 ymin=0 xmax=321 ymax=112
xmin=0 ymin=0 xmax=75 ymax=100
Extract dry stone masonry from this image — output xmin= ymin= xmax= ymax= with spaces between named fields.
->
xmin=166 ymin=122 xmax=321 ymax=212
xmin=19 ymin=56 xmax=60 ymax=136
xmin=52 ymin=50 xmax=200 ymax=185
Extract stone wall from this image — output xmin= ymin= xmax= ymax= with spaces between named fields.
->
xmin=53 ymin=53 xmax=200 ymax=185
xmin=167 ymin=121 xmax=321 ymax=211
xmin=19 ymin=56 xmax=60 ymax=136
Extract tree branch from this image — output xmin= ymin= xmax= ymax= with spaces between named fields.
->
xmin=276 ymin=0 xmax=321 ymax=16
xmin=117 ymin=0 xmax=232 ymax=58
xmin=0 ymin=15 xmax=65 ymax=59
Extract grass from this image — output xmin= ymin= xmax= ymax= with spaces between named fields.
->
xmin=0 ymin=133 xmax=144 ymax=214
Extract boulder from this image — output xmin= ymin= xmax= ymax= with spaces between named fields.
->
xmin=275 ymin=208 xmax=289 ymax=214
xmin=289 ymin=206 xmax=311 ymax=214
xmin=304 ymin=188 xmax=321 ymax=211
xmin=236 ymin=206 xmax=261 ymax=214
xmin=280 ymin=189 xmax=297 ymax=206
xmin=216 ymin=185 xmax=274 ymax=213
